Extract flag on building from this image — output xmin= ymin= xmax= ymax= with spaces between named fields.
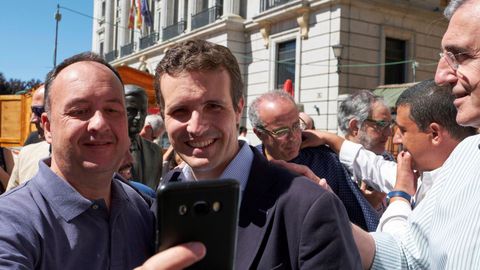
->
xmin=128 ymin=0 xmax=135 ymax=29
xmin=136 ymin=0 xmax=143 ymax=29
xmin=141 ymin=0 xmax=153 ymax=27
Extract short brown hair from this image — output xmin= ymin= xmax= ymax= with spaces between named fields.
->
xmin=154 ymin=40 xmax=244 ymax=113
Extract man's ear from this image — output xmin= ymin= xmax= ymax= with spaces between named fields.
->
xmin=41 ymin=113 xmax=53 ymax=144
xmin=348 ymin=119 xmax=359 ymax=136
xmin=253 ymin=128 xmax=266 ymax=140
xmin=429 ymin=122 xmax=442 ymax=145
xmin=235 ymin=97 xmax=245 ymax=122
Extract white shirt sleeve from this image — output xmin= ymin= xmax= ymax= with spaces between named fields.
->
xmin=339 ymin=140 xmax=397 ymax=193
xmin=376 ymin=200 xmax=411 ymax=238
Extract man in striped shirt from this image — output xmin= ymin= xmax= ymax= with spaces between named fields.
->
xmin=355 ymin=0 xmax=480 ymax=269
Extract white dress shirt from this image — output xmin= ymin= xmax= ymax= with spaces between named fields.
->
xmin=371 ymin=134 xmax=480 ymax=269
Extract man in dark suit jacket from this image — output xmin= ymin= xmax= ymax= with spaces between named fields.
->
xmin=162 ymin=145 xmax=361 ymax=269
xmin=154 ymin=39 xmax=361 ymax=269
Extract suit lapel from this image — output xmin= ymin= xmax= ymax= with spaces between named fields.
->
xmin=235 ymin=148 xmax=279 ymax=269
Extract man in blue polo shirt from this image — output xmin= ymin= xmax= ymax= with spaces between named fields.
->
xmin=0 ymin=52 xmax=155 ymax=269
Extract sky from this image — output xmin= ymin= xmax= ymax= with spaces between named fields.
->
xmin=0 ymin=1 xmax=93 ymax=82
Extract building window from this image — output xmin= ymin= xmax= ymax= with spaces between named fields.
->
xmin=385 ymin=37 xmax=406 ymax=84
xmin=276 ymin=40 xmax=296 ymax=90
xmin=99 ymin=42 xmax=104 ymax=57
xmin=173 ymin=0 xmax=179 ymax=24
xmin=101 ymin=1 xmax=106 ymax=17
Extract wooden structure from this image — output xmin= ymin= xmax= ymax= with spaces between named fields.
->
xmin=116 ymin=66 xmax=159 ymax=113
xmin=0 ymin=93 xmax=33 ymax=147
xmin=0 ymin=67 xmax=158 ymax=148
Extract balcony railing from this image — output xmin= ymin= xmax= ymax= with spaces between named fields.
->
xmin=260 ymin=0 xmax=294 ymax=12
xmin=139 ymin=32 xmax=159 ymax=50
xmin=162 ymin=20 xmax=185 ymax=41
xmin=120 ymin=42 xmax=135 ymax=57
xmin=104 ymin=50 xmax=117 ymax=62
xmin=191 ymin=5 xmax=223 ymax=30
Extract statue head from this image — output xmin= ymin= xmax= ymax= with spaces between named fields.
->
xmin=124 ymin=84 xmax=148 ymax=138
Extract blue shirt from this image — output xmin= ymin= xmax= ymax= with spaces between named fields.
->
xmin=130 ymin=180 xmax=157 ymax=199
xmin=181 ymin=141 xmax=253 ymax=194
xmin=0 ymin=159 xmax=155 ymax=270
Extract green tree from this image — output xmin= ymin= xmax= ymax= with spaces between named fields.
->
xmin=0 ymin=72 xmax=41 ymax=95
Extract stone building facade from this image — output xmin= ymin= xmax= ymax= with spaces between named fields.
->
xmin=92 ymin=0 xmax=448 ymax=144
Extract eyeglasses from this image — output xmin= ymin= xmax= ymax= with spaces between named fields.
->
xmin=364 ymin=118 xmax=395 ymax=130
xmin=258 ymin=120 xmax=305 ymax=139
xmin=31 ymin=106 xmax=45 ymax=117
xmin=439 ymin=51 xmax=469 ymax=71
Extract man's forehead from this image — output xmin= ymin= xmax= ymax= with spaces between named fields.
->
xmin=50 ymin=62 xmax=124 ymax=102
xmin=395 ymin=105 xmax=413 ymax=124
xmin=442 ymin=2 xmax=480 ymax=50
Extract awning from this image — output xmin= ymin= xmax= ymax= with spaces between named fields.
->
xmin=373 ymin=82 xmax=418 ymax=108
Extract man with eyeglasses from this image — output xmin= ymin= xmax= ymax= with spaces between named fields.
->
xmin=332 ymin=90 xmax=395 ymax=216
xmin=249 ymin=90 xmax=380 ymax=232
xmin=302 ymin=79 xmax=477 ymax=237
xmin=345 ymin=1 xmax=480 ymax=269
xmin=338 ymin=90 xmax=394 ymax=160
xmin=6 ymin=85 xmax=51 ymax=191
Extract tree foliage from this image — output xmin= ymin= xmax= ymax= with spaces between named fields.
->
xmin=0 ymin=72 xmax=41 ymax=95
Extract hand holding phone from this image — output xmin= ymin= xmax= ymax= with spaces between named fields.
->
xmin=156 ymin=179 xmax=240 ymax=270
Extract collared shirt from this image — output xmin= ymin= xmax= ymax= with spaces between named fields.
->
xmin=377 ymin=167 xmax=441 ymax=237
xmin=0 ymin=159 xmax=155 ymax=270
xmin=339 ymin=140 xmax=397 ymax=193
xmin=181 ymin=141 xmax=253 ymax=194
xmin=372 ymin=134 xmax=480 ymax=269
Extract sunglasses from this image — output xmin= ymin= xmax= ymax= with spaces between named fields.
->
xmin=31 ymin=106 xmax=45 ymax=117
xmin=364 ymin=118 xmax=395 ymax=130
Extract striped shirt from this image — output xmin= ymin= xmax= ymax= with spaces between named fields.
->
xmin=371 ymin=134 xmax=480 ymax=269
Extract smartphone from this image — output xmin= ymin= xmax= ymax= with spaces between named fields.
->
xmin=156 ymin=179 xmax=240 ymax=270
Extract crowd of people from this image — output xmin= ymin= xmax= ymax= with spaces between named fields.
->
xmin=1 ymin=0 xmax=480 ymax=268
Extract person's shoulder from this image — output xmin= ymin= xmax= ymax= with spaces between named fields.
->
xmin=298 ymin=145 xmax=341 ymax=163
xmin=263 ymin=160 xmax=330 ymax=198
xmin=18 ymin=141 xmax=49 ymax=156
xmin=0 ymin=181 xmax=41 ymax=222
xmin=114 ymin=177 xmax=155 ymax=210
xmin=302 ymin=145 xmax=337 ymax=155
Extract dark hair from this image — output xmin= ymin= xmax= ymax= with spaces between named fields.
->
xmin=396 ymin=79 xmax=477 ymax=141
xmin=154 ymin=39 xmax=244 ymax=113
xmin=44 ymin=52 xmax=123 ymax=112
xmin=239 ymin=126 xmax=247 ymax=133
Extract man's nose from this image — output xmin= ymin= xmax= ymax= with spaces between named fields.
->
xmin=134 ymin=111 xmax=142 ymax=121
xmin=435 ymin=57 xmax=457 ymax=86
xmin=88 ymin=111 xmax=110 ymax=132
xmin=392 ymin=129 xmax=402 ymax=145
xmin=186 ymin=111 xmax=208 ymax=136
xmin=383 ymin=125 xmax=392 ymax=136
